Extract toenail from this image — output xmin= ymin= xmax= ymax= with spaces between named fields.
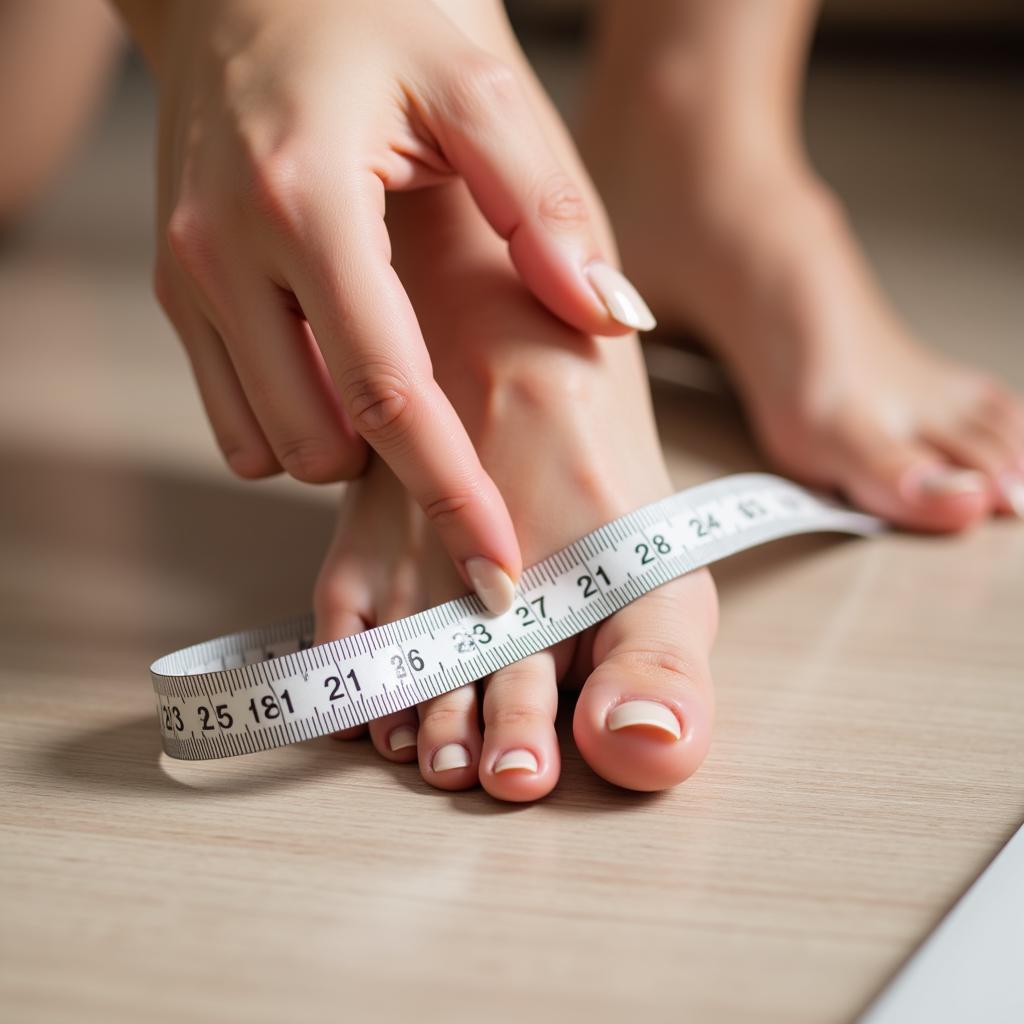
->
xmin=916 ymin=467 xmax=986 ymax=497
xmin=388 ymin=725 xmax=418 ymax=752
xmin=607 ymin=700 xmax=681 ymax=740
xmin=997 ymin=472 xmax=1024 ymax=518
xmin=431 ymin=743 xmax=471 ymax=773
xmin=493 ymin=749 xmax=538 ymax=774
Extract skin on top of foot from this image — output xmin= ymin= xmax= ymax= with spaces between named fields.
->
xmin=313 ymin=184 xmax=718 ymax=801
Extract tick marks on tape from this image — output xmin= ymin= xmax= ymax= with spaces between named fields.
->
xmin=150 ymin=474 xmax=883 ymax=761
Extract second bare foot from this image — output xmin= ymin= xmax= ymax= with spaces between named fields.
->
xmin=580 ymin=64 xmax=1024 ymax=531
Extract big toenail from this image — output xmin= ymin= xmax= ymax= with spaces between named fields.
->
xmin=997 ymin=472 xmax=1024 ymax=518
xmin=431 ymin=743 xmax=470 ymax=772
xmin=607 ymin=700 xmax=681 ymax=740
xmin=917 ymin=467 xmax=986 ymax=497
xmin=388 ymin=725 xmax=418 ymax=752
xmin=493 ymin=749 xmax=538 ymax=774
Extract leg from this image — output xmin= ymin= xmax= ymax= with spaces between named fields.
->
xmin=0 ymin=0 xmax=121 ymax=225
xmin=580 ymin=0 xmax=1024 ymax=530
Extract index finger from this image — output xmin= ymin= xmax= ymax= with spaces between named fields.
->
xmin=284 ymin=176 xmax=522 ymax=615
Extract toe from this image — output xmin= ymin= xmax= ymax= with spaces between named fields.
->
xmin=368 ymin=711 xmax=420 ymax=763
xmin=416 ymin=684 xmax=482 ymax=791
xmin=927 ymin=418 xmax=1016 ymax=479
xmin=999 ymin=471 xmax=1024 ymax=519
xmin=366 ymin=573 xmax=425 ymax=763
xmin=926 ymin=419 xmax=1024 ymax=518
xmin=479 ymin=651 xmax=562 ymax=803
xmin=574 ymin=570 xmax=717 ymax=792
xmin=974 ymin=377 xmax=1024 ymax=452
xmin=825 ymin=413 xmax=990 ymax=532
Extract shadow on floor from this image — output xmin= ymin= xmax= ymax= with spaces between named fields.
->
xmin=37 ymin=712 xmax=367 ymax=798
xmin=0 ymin=442 xmax=335 ymax=672
xmin=38 ymin=701 xmax=675 ymax=813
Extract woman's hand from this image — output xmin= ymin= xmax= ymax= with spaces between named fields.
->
xmin=115 ymin=0 xmax=654 ymax=611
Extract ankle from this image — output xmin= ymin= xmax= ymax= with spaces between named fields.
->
xmin=587 ymin=40 xmax=802 ymax=168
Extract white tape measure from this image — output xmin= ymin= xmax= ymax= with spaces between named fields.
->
xmin=151 ymin=473 xmax=883 ymax=760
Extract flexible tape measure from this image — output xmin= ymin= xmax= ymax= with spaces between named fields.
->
xmin=151 ymin=473 xmax=883 ymax=760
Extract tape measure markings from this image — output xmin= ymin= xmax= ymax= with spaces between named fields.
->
xmin=151 ymin=474 xmax=883 ymax=760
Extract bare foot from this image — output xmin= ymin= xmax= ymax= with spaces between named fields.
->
xmin=314 ymin=183 xmax=718 ymax=801
xmin=580 ymin=70 xmax=1024 ymax=532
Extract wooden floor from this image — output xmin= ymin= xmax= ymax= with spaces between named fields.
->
xmin=1 ymin=55 xmax=1022 ymax=1024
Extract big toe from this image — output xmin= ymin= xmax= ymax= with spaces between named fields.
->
xmin=574 ymin=571 xmax=717 ymax=792
xmin=822 ymin=414 xmax=992 ymax=533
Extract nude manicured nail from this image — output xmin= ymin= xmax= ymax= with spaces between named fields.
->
xmin=998 ymin=473 xmax=1024 ymax=518
xmin=918 ymin=468 xmax=987 ymax=497
xmin=607 ymin=700 xmax=681 ymax=740
xmin=493 ymin=749 xmax=538 ymax=774
xmin=388 ymin=725 xmax=418 ymax=752
xmin=431 ymin=743 xmax=470 ymax=773
xmin=465 ymin=557 xmax=516 ymax=616
xmin=585 ymin=261 xmax=657 ymax=332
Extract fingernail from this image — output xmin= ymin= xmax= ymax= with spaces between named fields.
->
xmin=998 ymin=472 xmax=1024 ymax=518
xmin=917 ymin=467 xmax=987 ymax=497
xmin=431 ymin=743 xmax=470 ymax=773
xmin=388 ymin=725 xmax=418 ymax=752
xmin=585 ymin=261 xmax=657 ymax=332
xmin=607 ymin=700 xmax=681 ymax=740
xmin=465 ymin=557 xmax=516 ymax=616
xmin=493 ymin=749 xmax=538 ymax=774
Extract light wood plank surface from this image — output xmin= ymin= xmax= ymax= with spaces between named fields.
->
xmin=2 ymin=56 xmax=1022 ymax=1024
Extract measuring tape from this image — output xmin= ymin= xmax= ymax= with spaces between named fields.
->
xmin=151 ymin=473 xmax=883 ymax=760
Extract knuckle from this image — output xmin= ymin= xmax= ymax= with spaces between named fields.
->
xmin=419 ymin=703 xmax=473 ymax=732
xmin=485 ymin=701 xmax=550 ymax=729
xmin=244 ymin=146 xmax=310 ymax=234
xmin=535 ymin=173 xmax=589 ymax=231
xmin=343 ymin=365 xmax=414 ymax=441
xmin=614 ymin=644 xmax=702 ymax=688
xmin=443 ymin=53 xmax=521 ymax=122
xmin=221 ymin=443 xmax=280 ymax=481
xmin=165 ymin=203 xmax=214 ymax=280
xmin=422 ymin=493 xmax=472 ymax=529
xmin=275 ymin=435 xmax=350 ymax=483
